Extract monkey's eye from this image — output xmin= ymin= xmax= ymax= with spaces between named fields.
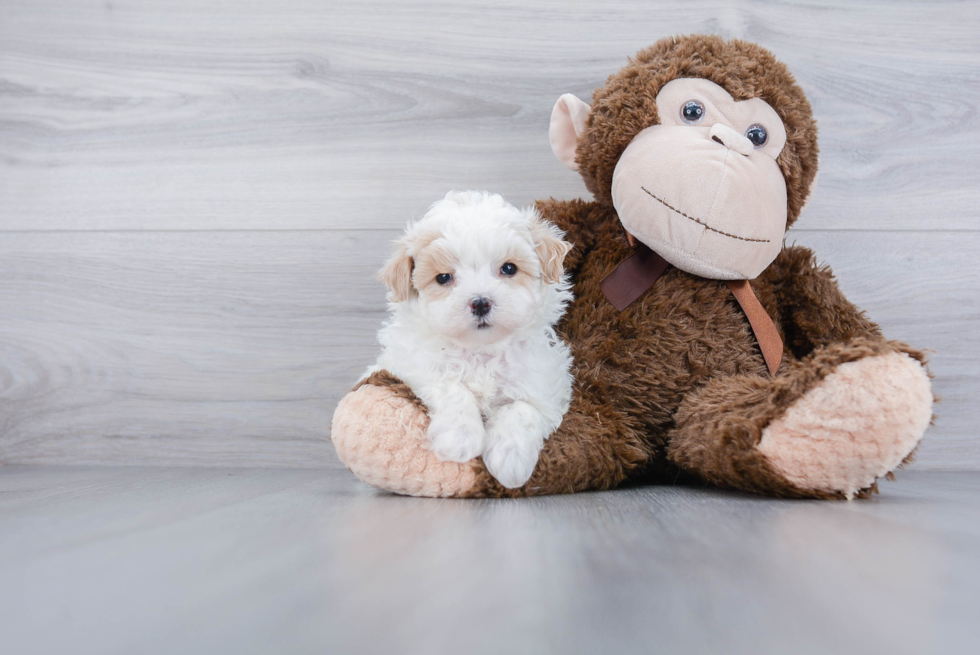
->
xmin=681 ymin=100 xmax=705 ymax=124
xmin=500 ymin=262 xmax=518 ymax=276
xmin=435 ymin=273 xmax=453 ymax=285
xmin=745 ymin=124 xmax=768 ymax=147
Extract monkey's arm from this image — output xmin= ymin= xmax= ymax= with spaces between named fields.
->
xmin=331 ymin=370 xmax=650 ymax=497
xmin=762 ymin=245 xmax=883 ymax=356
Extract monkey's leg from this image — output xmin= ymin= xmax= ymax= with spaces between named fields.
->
xmin=331 ymin=371 xmax=648 ymax=497
xmin=666 ymin=339 xmax=933 ymax=499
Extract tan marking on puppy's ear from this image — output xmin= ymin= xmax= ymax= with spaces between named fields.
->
xmin=527 ymin=213 xmax=572 ymax=284
xmin=549 ymin=93 xmax=592 ymax=171
xmin=378 ymin=236 xmax=415 ymax=302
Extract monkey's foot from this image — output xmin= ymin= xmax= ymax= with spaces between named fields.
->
xmin=758 ymin=351 xmax=933 ymax=499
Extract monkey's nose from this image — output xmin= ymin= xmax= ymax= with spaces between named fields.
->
xmin=709 ymin=123 xmax=754 ymax=157
xmin=470 ymin=297 xmax=492 ymax=318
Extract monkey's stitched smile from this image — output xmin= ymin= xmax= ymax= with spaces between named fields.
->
xmin=640 ymin=186 xmax=771 ymax=244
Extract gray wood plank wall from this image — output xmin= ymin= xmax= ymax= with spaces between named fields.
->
xmin=1 ymin=0 xmax=978 ymax=469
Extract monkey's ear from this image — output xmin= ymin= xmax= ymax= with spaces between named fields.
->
xmin=377 ymin=237 xmax=415 ymax=302
xmin=527 ymin=211 xmax=573 ymax=284
xmin=549 ymin=94 xmax=591 ymax=171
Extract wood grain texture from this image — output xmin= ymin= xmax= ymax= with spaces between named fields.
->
xmin=2 ymin=466 xmax=979 ymax=654
xmin=0 ymin=1 xmax=976 ymax=469
xmin=0 ymin=229 xmax=975 ymax=469
xmin=0 ymin=231 xmax=387 ymax=467
xmin=1 ymin=0 xmax=978 ymax=231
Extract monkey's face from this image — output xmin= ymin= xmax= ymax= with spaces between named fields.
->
xmin=610 ymin=78 xmax=789 ymax=279
xmin=550 ymin=33 xmax=818 ymax=280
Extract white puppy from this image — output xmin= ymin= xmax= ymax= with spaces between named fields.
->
xmin=367 ymin=191 xmax=574 ymax=488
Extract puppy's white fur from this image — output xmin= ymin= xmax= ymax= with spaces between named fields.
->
xmin=366 ymin=191 xmax=574 ymax=488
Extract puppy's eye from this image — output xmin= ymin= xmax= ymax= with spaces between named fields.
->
xmin=745 ymin=124 xmax=768 ymax=147
xmin=500 ymin=262 xmax=518 ymax=276
xmin=681 ymin=100 xmax=705 ymax=124
xmin=435 ymin=273 xmax=453 ymax=285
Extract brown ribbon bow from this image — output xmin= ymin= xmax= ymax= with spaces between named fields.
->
xmin=599 ymin=242 xmax=783 ymax=376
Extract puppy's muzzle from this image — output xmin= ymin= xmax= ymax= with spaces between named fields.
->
xmin=470 ymin=297 xmax=492 ymax=318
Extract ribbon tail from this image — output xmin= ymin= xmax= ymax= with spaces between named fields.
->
xmin=725 ymin=279 xmax=783 ymax=376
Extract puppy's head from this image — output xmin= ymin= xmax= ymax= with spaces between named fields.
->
xmin=379 ymin=191 xmax=572 ymax=346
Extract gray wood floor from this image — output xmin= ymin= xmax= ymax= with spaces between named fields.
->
xmin=1 ymin=1 xmax=978 ymax=468
xmin=2 ymin=465 xmax=979 ymax=655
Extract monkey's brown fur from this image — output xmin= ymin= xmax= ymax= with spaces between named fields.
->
xmin=336 ymin=35 xmax=931 ymax=499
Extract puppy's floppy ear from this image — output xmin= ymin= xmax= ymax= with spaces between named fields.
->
xmin=527 ymin=211 xmax=572 ymax=284
xmin=378 ymin=236 xmax=415 ymax=302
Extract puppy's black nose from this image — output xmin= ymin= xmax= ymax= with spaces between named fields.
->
xmin=470 ymin=297 xmax=492 ymax=318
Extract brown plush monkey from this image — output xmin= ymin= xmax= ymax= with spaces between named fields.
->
xmin=331 ymin=35 xmax=933 ymax=499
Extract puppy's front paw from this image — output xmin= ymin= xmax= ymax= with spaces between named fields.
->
xmin=426 ymin=413 xmax=485 ymax=463
xmin=483 ymin=401 xmax=550 ymax=489
xmin=482 ymin=439 xmax=539 ymax=489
